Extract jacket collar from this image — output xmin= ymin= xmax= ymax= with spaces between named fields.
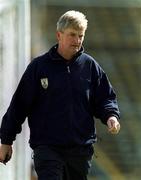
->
xmin=48 ymin=44 xmax=84 ymax=62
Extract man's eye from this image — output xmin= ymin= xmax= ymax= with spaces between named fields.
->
xmin=70 ymin=33 xmax=75 ymax=37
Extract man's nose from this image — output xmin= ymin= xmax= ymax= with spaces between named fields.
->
xmin=74 ymin=36 xmax=81 ymax=44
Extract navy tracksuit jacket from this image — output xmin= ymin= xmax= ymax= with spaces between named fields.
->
xmin=0 ymin=45 xmax=120 ymax=149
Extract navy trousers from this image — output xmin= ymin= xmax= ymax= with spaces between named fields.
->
xmin=33 ymin=145 xmax=94 ymax=180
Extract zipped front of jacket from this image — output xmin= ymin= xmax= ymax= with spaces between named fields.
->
xmin=27 ymin=51 xmax=96 ymax=148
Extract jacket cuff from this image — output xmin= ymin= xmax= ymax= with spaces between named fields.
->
xmin=101 ymin=113 xmax=120 ymax=125
xmin=0 ymin=136 xmax=14 ymax=145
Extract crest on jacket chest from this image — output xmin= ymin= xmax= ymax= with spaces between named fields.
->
xmin=41 ymin=78 xmax=48 ymax=89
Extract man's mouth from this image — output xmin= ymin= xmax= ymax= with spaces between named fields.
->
xmin=71 ymin=45 xmax=79 ymax=48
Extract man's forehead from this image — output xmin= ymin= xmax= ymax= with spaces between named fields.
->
xmin=64 ymin=28 xmax=85 ymax=34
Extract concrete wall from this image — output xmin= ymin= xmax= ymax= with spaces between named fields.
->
xmin=0 ymin=1 xmax=31 ymax=180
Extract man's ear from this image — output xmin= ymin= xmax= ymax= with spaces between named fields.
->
xmin=56 ymin=31 xmax=61 ymax=41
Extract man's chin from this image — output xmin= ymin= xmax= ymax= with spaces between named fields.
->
xmin=71 ymin=47 xmax=80 ymax=53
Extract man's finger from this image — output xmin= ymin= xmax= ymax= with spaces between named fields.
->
xmin=3 ymin=154 xmax=11 ymax=165
xmin=108 ymin=124 xmax=120 ymax=134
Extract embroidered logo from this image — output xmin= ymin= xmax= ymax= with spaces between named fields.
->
xmin=41 ymin=78 xmax=48 ymax=89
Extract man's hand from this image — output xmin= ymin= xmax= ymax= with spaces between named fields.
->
xmin=0 ymin=144 xmax=13 ymax=165
xmin=107 ymin=116 xmax=120 ymax=134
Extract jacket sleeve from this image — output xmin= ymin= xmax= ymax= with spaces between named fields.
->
xmin=91 ymin=62 xmax=120 ymax=124
xmin=0 ymin=60 xmax=38 ymax=145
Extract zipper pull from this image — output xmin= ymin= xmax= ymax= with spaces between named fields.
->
xmin=67 ymin=66 xmax=70 ymax=73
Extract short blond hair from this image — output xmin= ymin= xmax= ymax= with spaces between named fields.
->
xmin=57 ymin=10 xmax=88 ymax=32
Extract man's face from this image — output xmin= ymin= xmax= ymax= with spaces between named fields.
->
xmin=57 ymin=28 xmax=85 ymax=57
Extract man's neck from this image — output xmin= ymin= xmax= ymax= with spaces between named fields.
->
xmin=57 ymin=47 xmax=73 ymax=61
